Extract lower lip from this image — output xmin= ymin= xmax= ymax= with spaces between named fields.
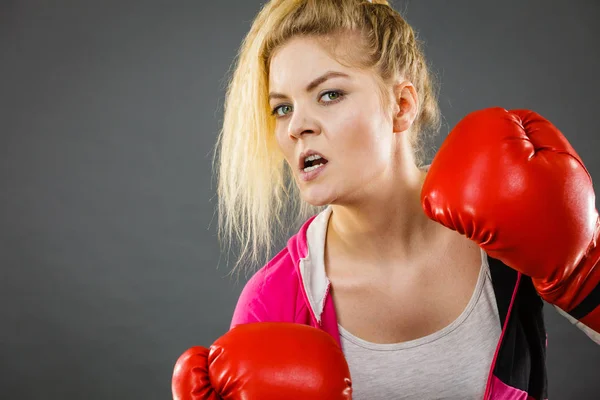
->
xmin=300 ymin=163 xmax=328 ymax=182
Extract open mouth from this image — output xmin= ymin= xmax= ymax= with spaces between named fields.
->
xmin=302 ymin=154 xmax=329 ymax=172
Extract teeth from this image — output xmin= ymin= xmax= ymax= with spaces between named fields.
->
xmin=304 ymin=154 xmax=322 ymax=162
xmin=303 ymin=163 xmax=325 ymax=172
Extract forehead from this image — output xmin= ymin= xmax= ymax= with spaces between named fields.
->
xmin=268 ymin=36 xmax=363 ymax=90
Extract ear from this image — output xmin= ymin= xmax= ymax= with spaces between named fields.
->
xmin=391 ymin=81 xmax=419 ymax=134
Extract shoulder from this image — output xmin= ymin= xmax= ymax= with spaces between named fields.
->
xmin=242 ymin=246 xmax=301 ymax=302
xmin=230 ymin=237 xmax=306 ymax=328
xmin=229 ymin=211 xmax=325 ymax=328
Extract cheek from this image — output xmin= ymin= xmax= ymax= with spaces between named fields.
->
xmin=275 ymin=130 xmax=295 ymax=167
xmin=337 ymin=107 xmax=390 ymax=161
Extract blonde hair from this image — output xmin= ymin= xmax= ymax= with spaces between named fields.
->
xmin=214 ymin=0 xmax=441 ymax=277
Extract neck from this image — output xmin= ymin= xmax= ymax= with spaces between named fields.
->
xmin=326 ymin=161 xmax=440 ymax=267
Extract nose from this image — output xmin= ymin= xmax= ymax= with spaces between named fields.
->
xmin=287 ymin=107 xmax=320 ymax=139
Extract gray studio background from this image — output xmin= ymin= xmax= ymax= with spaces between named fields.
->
xmin=2 ymin=0 xmax=599 ymax=399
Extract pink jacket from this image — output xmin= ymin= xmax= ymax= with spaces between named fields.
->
xmin=231 ymin=213 xmax=341 ymax=343
xmin=230 ymin=209 xmax=596 ymax=399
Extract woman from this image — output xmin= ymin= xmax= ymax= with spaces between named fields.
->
xmin=211 ymin=0 xmax=600 ymax=399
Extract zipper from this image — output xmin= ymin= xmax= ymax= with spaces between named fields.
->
xmin=483 ymin=272 xmax=522 ymax=400
xmin=298 ymin=258 xmax=323 ymax=327
xmin=318 ymin=281 xmax=332 ymax=327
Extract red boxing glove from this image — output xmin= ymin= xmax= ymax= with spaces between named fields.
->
xmin=421 ymin=107 xmax=600 ymax=333
xmin=171 ymin=322 xmax=353 ymax=400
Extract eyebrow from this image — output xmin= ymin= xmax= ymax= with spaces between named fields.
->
xmin=268 ymin=71 xmax=351 ymax=101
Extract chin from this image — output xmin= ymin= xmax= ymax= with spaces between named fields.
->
xmin=302 ymin=197 xmax=331 ymax=208
xmin=300 ymin=190 xmax=334 ymax=208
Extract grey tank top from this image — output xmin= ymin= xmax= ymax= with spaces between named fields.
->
xmin=339 ymin=252 xmax=502 ymax=400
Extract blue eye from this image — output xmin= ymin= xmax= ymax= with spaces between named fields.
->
xmin=270 ymin=90 xmax=346 ymax=118
xmin=272 ymin=104 xmax=292 ymax=117
xmin=321 ymin=91 xmax=342 ymax=102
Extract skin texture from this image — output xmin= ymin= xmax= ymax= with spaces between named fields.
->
xmin=269 ymin=35 xmax=483 ymax=344
xmin=269 ymin=35 xmax=432 ymax=266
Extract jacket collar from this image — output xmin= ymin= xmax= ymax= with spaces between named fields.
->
xmin=287 ymin=206 xmax=333 ymax=323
